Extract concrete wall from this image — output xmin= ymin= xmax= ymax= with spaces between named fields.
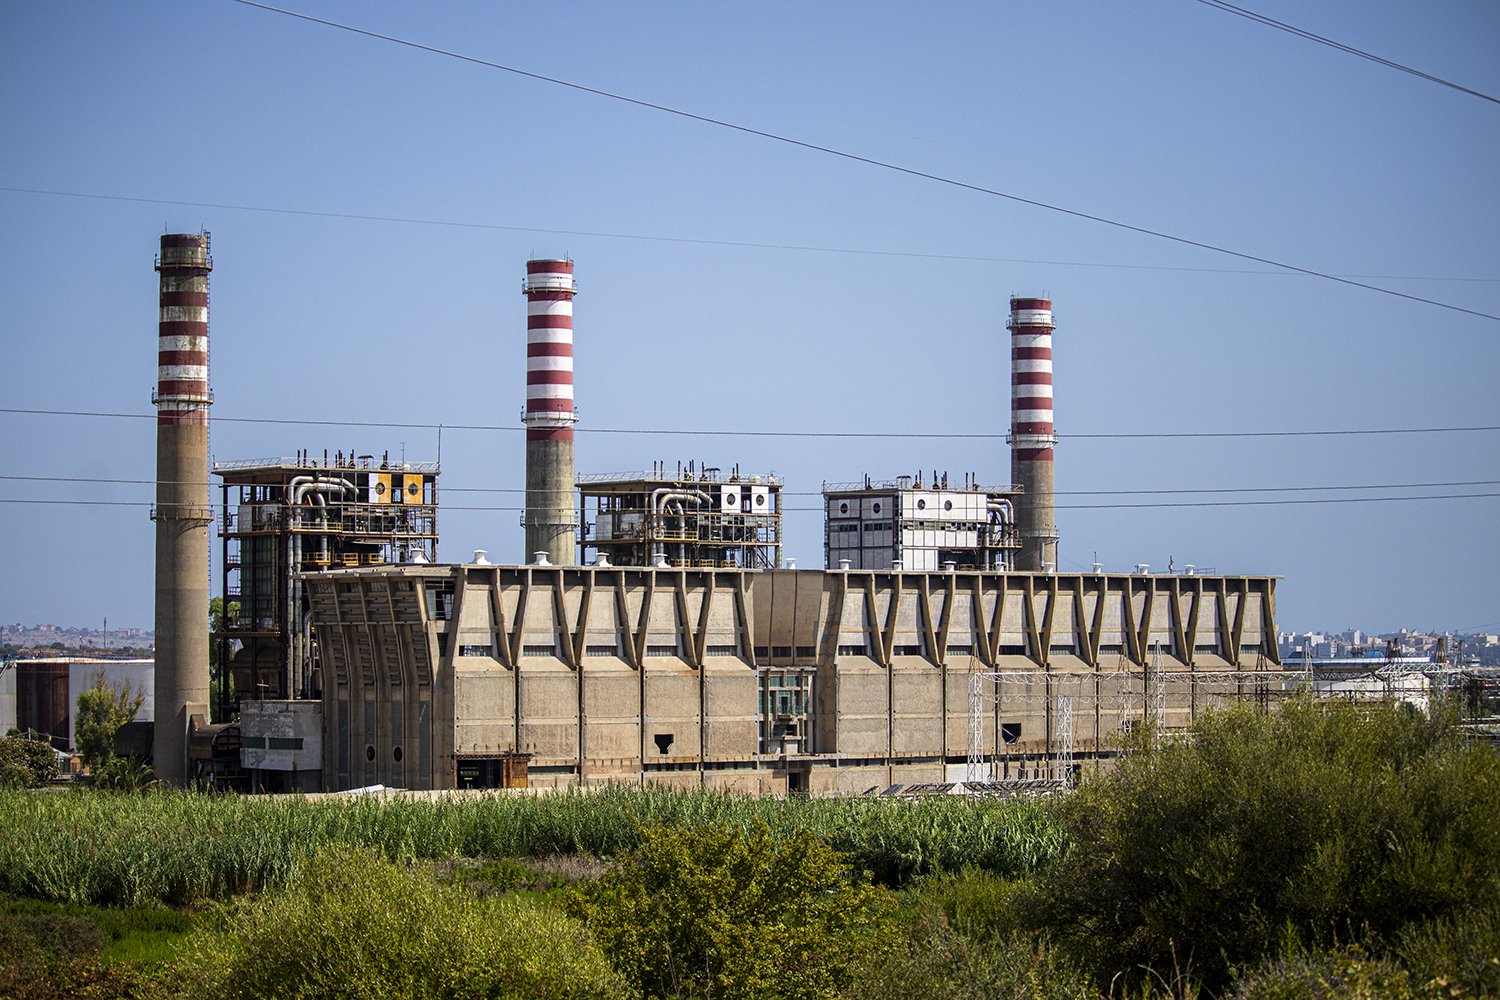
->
xmin=305 ymin=566 xmax=1281 ymax=792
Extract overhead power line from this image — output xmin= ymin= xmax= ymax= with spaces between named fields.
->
xmin=5 ymin=407 xmax=1500 ymax=441
xmin=229 ymin=0 xmax=1500 ymax=324
xmin=3 ymin=492 xmax=1498 ymax=512
xmin=4 ymin=186 xmax=1495 ymax=285
xmin=7 ymin=473 xmax=1500 ymax=498
xmin=1194 ymin=0 xmax=1500 ymax=106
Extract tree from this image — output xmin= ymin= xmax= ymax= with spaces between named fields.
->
xmin=73 ymin=674 xmax=143 ymax=771
xmin=568 ymin=822 xmax=891 ymax=1000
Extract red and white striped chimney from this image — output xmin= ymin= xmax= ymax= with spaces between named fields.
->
xmin=521 ymin=258 xmax=578 ymax=565
xmin=1008 ymin=296 xmax=1059 ymax=571
xmin=153 ymin=233 xmax=214 ymax=784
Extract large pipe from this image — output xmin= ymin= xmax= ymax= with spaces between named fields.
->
xmin=522 ymin=259 xmax=578 ymax=565
xmin=152 ymin=233 xmax=213 ymax=784
xmin=1007 ymin=296 xmax=1059 ymax=571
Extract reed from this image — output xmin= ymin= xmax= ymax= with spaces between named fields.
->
xmin=0 ymin=786 xmax=1064 ymax=907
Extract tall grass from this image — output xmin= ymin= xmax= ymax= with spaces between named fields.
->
xmin=0 ymin=786 xmax=1064 ymax=906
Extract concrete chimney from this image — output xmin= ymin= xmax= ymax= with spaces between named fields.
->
xmin=152 ymin=233 xmax=213 ymax=784
xmin=522 ymin=259 xmax=578 ymax=565
xmin=1008 ymin=296 xmax=1059 ymax=572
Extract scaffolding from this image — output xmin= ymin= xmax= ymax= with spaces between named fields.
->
xmin=215 ymin=452 xmax=439 ymax=710
xmin=578 ymin=462 xmax=782 ymax=568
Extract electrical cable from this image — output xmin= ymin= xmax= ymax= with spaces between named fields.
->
xmin=228 ymin=0 xmax=1500 ymax=323
xmin=6 ymin=473 xmax=1499 ymax=498
xmin=4 ymin=407 xmax=1499 ymax=440
xmin=4 ymin=185 xmax=1496 ymax=284
xmin=3 ymin=492 xmax=1497 ymax=511
xmin=1193 ymin=0 xmax=1500 ymax=106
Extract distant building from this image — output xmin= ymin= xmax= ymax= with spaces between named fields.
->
xmin=5 ymin=658 xmax=154 ymax=752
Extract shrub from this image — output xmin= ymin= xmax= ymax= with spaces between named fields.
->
xmin=0 ymin=735 xmax=59 ymax=788
xmin=172 ymin=843 xmax=628 ymax=999
xmin=1039 ymin=696 xmax=1500 ymax=992
xmin=851 ymin=873 xmax=1092 ymax=1000
xmin=567 ymin=821 xmax=891 ymax=1000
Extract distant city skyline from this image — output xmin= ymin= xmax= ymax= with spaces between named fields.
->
xmin=2 ymin=2 xmax=1496 ymax=633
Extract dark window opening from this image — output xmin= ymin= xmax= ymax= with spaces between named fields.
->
xmin=1001 ymin=722 xmax=1022 ymax=745
xmin=653 ymin=733 xmax=674 ymax=754
xmin=365 ymin=745 xmax=376 ymax=762
xmin=393 ymin=745 xmax=403 ymax=763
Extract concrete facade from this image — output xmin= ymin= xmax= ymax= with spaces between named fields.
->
xmin=306 ymin=565 xmax=1281 ymax=793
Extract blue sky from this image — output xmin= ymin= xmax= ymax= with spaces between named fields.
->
xmin=1 ymin=1 xmax=1496 ymax=635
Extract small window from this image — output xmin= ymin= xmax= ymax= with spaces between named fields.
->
xmin=653 ymin=733 xmax=674 ymax=754
xmin=771 ymin=646 xmax=793 ymax=658
xmin=705 ymin=644 xmax=737 ymax=657
xmin=872 ymin=502 xmax=882 ymax=514
xmin=893 ymin=644 xmax=922 ymax=656
xmin=947 ymin=644 xmax=973 ymax=656
xmin=365 ymin=745 xmax=376 ymax=762
xmin=267 ymin=737 xmax=303 ymax=751
xmin=795 ymin=646 xmax=816 ymax=658
xmin=646 ymin=644 xmax=677 ymax=658
xmin=944 ymin=500 xmax=953 ymax=511
xmin=458 ymin=644 xmax=493 ymax=657
xmin=522 ymin=644 xmax=557 ymax=658
xmin=1001 ymin=722 xmax=1022 ymax=744
xmin=586 ymin=644 xmax=619 ymax=657
xmin=916 ymin=499 xmax=927 ymax=510
xmin=392 ymin=746 xmax=403 ymax=762
xmin=837 ymin=644 xmax=866 ymax=656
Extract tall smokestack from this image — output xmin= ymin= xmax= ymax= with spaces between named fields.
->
xmin=522 ymin=258 xmax=578 ymax=565
xmin=152 ymin=233 xmax=213 ymax=783
xmin=1008 ymin=296 xmax=1058 ymax=572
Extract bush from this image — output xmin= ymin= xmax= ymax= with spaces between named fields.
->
xmin=851 ymin=873 xmax=1091 ymax=1000
xmin=0 ymin=735 xmax=59 ymax=788
xmin=567 ymin=821 xmax=890 ymax=1000
xmin=1038 ymin=696 xmax=1500 ymax=992
xmin=172 ymin=843 xmax=628 ymax=999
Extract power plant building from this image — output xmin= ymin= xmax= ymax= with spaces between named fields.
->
xmin=579 ymin=464 xmax=782 ymax=569
xmin=133 ymin=238 xmax=1303 ymax=796
xmin=213 ymin=454 xmax=440 ymax=705
xmin=306 ymin=563 xmax=1282 ymax=793
xmin=823 ymin=474 xmax=1021 ymax=571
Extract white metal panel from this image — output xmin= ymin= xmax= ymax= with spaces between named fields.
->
xmin=720 ymin=484 xmax=742 ymax=513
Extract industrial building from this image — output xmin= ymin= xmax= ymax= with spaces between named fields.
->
xmin=306 ymin=563 xmax=1283 ymax=793
xmin=213 ymin=453 xmax=440 ymax=705
xmin=823 ymin=474 xmax=1020 ymax=571
xmin=579 ymin=464 xmax=783 ymax=569
xmin=135 ymin=243 xmax=1318 ymax=793
xmin=3 ymin=658 xmax=155 ymax=753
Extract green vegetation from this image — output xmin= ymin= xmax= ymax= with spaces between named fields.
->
xmin=1 ymin=694 xmax=1496 ymax=998
xmin=568 ymin=822 xmax=889 ymax=999
xmin=0 ymin=785 xmax=1061 ymax=907
xmin=1038 ymin=697 xmax=1500 ymax=993
xmin=173 ymin=844 xmax=628 ymax=999
xmin=0 ymin=734 xmax=58 ymax=789
xmin=73 ymin=673 xmax=143 ymax=771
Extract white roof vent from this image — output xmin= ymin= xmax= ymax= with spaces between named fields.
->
xmin=472 ymin=549 xmax=491 ymax=565
xmin=838 ymin=558 xmax=852 ymax=570
xmin=595 ymin=553 xmax=611 ymax=567
xmin=651 ymin=550 xmax=670 ymax=569
xmin=533 ymin=551 xmax=552 ymax=566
